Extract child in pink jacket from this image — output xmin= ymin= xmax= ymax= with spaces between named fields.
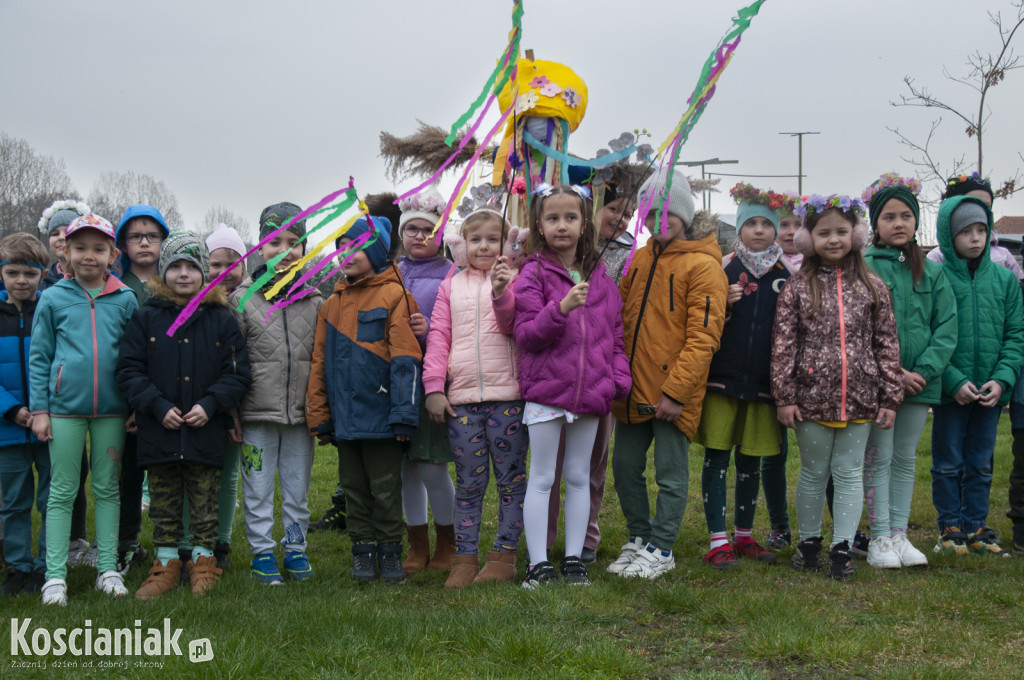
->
xmin=423 ymin=209 xmax=528 ymax=588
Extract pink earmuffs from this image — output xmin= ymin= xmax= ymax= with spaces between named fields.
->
xmin=793 ymin=217 xmax=869 ymax=257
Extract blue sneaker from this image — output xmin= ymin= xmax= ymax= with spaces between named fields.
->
xmin=250 ymin=553 xmax=284 ymax=586
xmin=283 ymin=551 xmax=314 ymax=581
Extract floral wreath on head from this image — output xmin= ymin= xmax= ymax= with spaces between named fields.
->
xmin=860 ymin=172 xmax=921 ymax=205
xmin=729 ymin=182 xmax=786 ymax=210
xmin=38 ymin=199 xmax=90 ymax=235
xmin=793 ymin=194 xmax=867 ymax=219
xmin=398 ymin=189 xmax=445 ymax=217
xmin=778 ymin=191 xmax=798 ymax=217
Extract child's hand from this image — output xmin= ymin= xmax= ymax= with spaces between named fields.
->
xmin=425 ymin=393 xmax=456 ymax=424
xmin=776 ymin=405 xmax=803 ymax=429
xmin=902 ymin=369 xmax=926 ymax=396
xmin=954 ymin=381 xmax=980 ymax=405
xmin=978 ymin=380 xmax=1003 ymax=408
xmin=654 ymin=394 xmax=683 ymax=422
xmin=491 ymin=256 xmax=511 ymax=296
xmin=31 ymin=413 xmax=52 ymax=442
xmin=183 ymin=404 xmax=209 ymax=428
xmin=875 ymin=408 xmax=897 ymax=430
xmin=162 ymin=407 xmax=184 ymax=430
xmin=410 ymin=312 xmax=428 ymax=338
xmin=559 ymin=282 xmax=589 ymax=315
xmin=125 ymin=412 xmax=137 ymax=433
xmin=13 ymin=406 xmax=32 ymax=429
xmin=726 ymin=283 xmax=743 ymax=308
xmin=396 ymin=433 xmax=411 ymax=442
xmin=316 ymin=434 xmax=333 ymax=446
xmin=229 ymin=417 xmax=244 ymax=443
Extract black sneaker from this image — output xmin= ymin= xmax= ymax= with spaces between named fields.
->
xmin=828 ymin=541 xmax=856 ymax=581
xmin=851 ymin=531 xmax=871 ymax=558
xmin=25 ymin=569 xmax=45 ymax=594
xmin=766 ymin=529 xmax=792 ymax=551
xmin=792 ymin=536 xmax=822 ymax=572
xmin=559 ymin=556 xmax=591 ymax=585
xmin=377 ymin=543 xmax=406 ymax=584
xmin=214 ymin=541 xmax=232 ymax=570
xmin=580 ymin=547 xmax=597 ymax=564
xmin=1013 ymin=524 xmax=1024 ymax=556
xmin=309 ymin=502 xmax=347 ymax=533
xmin=116 ymin=545 xmax=149 ymax=577
xmin=351 ymin=543 xmax=377 ymax=583
xmin=0 ymin=570 xmax=28 ymax=597
xmin=521 ymin=561 xmax=559 ymax=589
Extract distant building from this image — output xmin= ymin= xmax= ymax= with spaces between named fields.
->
xmin=995 ymin=216 xmax=1024 ymax=235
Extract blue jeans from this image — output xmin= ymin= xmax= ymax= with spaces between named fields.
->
xmin=930 ymin=402 xmax=1001 ymax=534
xmin=0 ymin=442 xmax=51 ymax=573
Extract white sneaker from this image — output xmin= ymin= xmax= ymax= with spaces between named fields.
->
xmin=67 ymin=538 xmax=90 ymax=568
xmin=620 ymin=543 xmax=675 ymax=580
xmin=95 ymin=570 xmax=128 ymax=597
xmin=866 ymin=535 xmax=901 ymax=568
xmin=891 ymin=533 xmax=928 ymax=567
xmin=42 ymin=578 xmax=67 ymax=606
xmin=606 ymin=536 xmax=645 ymax=574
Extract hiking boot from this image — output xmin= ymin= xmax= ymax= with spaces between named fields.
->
xmin=967 ymin=527 xmax=1011 ymax=558
xmin=250 ymin=553 xmax=284 ymax=585
xmin=214 ymin=541 xmax=232 ymax=570
xmin=444 ymin=554 xmax=479 ymax=589
xmin=402 ymin=524 xmax=430 ymax=574
xmin=890 ymin=533 xmax=928 ymax=568
xmin=95 ymin=570 xmax=128 ymax=597
xmin=621 ymin=543 xmax=675 ymax=580
xmin=851 ymin=531 xmax=871 ymax=558
xmin=606 ymin=536 xmax=645 ymax=575
xmin=187 ymin=555 xmax=222 ymax=596
xmin=792 ymin=536 xmax=823 ymax=572
xmin=559 ymin=555 xmax=591 ymax=586
xmin=733 ymin=536 xmax=777 ymax=564
xmin=521 ymin=561 xmax=559 ymax=589
xmin=135 ymin=559 xmax=182 ymax=600
xmin=474 ymin=550 xmax=517 ymax=583
xmin=41 ymin=578 xmax=67 ymax=606
xmin=351 ymin=543 xmax=377 ymax=583
xmin=1013 ymin=524 xmax=1024 ymax=556
xmin=377 ymin=543 xmax=406 ymax=584
xmin=283 ymin=551 xmax=315 ymax=581
xmin=116 ymin=544 xmax=149 ymax=577
xmin=308 ymin=501 xmax=347 ymax=533
xmin=703 ymin=544 xmax=741 ymax=570
xmin=934 ymin=527 xmax=969 ymax=556
xmin=427 ymin=523 xmax=456 ymax=571
xmin=866 ymin=535 xmax=901 ymax=569
xmin=828 ymin=541 xmax=856 ymax=581
xmin=1 ymin=570 xmax=29 ymax=597
xmin=766 ymin=529 xmax=792 ymax=551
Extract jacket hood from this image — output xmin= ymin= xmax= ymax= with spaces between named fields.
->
xmin=936 ymin=195 xmax=993 ymax=276
xmin=146 ymin=277 xmax=228 ymax=308
xmin=332 ymin=261 xmax=404 ymax=294
xmin=686 ymin=210 xmax=719 ymax=241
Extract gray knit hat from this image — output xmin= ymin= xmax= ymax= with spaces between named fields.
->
xmin=259 ymin=202 xmax=307 ymax=241
xmin=160 ymin=231 xmax=210 ymax=282
xmin=949 ymin=200 xmax=989 ymax=241
xmin=639 ymin=166 xmax=695 ymax=228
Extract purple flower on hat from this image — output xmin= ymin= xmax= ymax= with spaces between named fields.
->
xmin=562 ymin=87 xmax=580 ymax=108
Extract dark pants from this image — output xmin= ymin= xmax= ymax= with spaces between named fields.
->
xmin=148 ymin=461 xmax=221 ymax=551
xmin=71 ymin=448 xmax=89 ymax=542
xmin=336 ymin=439 xmax=404 ymax=544
xmin=760 ymin=426 xmax=790 ymax=531
xmin=118 ymin=433 xmax=145 ymax=548
xmin=703 ymin=448 xmax=761 ymax=534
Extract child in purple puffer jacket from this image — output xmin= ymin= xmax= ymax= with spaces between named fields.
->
xmin=512 ymin=184 xmax=631 ymax=588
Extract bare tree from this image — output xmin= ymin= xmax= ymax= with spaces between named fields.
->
xmin=194 ymin=205 xmax=253 ymax=243
xmin=87 ymin=170 xmax=184 ymax=229
xmin=889 ymin=1 xmax=1024 ymax=202
xmin=0 ymin=132 xmax=78 ymax=235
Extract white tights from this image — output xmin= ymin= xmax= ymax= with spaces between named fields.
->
xmin=401 ymin=460 xmax=455 ymax=526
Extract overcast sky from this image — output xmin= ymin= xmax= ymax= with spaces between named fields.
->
xmin=3 ymin=0 xmax=1023 ymax=246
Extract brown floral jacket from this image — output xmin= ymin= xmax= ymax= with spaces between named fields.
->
xmin=770 ymin=264 xmax=904 ymax=422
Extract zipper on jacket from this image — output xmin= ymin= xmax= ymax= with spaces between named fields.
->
xmin=90 ymin=297 xmax=100 ymax=417
xmin=282 ymin=307 xmax=293 ymax=425
xmin=837 ymin=269 xmax=848 ymax=421
xmin=476 ymin=275 xmax=485 ymax=402
xmin=625 ymin=246 xmax=663 ymax=421
xmin=18 ymin=310 xmax=29 ymax=443
xmin=573 ymin=301 xmax=586 ymax=411
xmin=669 ymin=274 xmax=675 ymax=311
xmin=972 ymin=279 xmax=980 ymax=386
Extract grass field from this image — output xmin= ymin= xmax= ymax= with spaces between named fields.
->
xmin=3 ymin=415 xmax=1024 ymax=679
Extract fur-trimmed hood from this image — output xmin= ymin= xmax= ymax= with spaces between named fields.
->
xmin=146 ymin=277 xmax=228 ymax=308
xmin=686 ymin=210 xmax=719 ymax=241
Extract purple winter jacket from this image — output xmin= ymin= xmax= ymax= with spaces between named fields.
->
xmin=512 ymin=250 xmax=631 ymax=415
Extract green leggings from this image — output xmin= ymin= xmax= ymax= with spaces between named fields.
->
xmin=863 ymin=402 xmax=930 ymax=535
xmin=46 ymin=417 xmax=125 ymax=580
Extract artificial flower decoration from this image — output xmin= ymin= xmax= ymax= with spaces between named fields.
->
xmin=515 ymin=89 xmax=540 ymax=114
xmin=860 ymin=172 xmax=922 ymax=204
xmin=561 ymin=87 xmax=581 ymax=109
xmin=729 ymin=182 xmax=786 ymax=210
xmin=539 ymin=82 xmax=562 ymax=97
xmin=529 ymin=75 xmax=549 ymax=88
xmin=793 ymin=194 xmax=868 ymax=218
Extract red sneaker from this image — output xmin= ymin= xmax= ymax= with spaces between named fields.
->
xmin=732 ymin=536 xmax=778 ymax=564
xmin=703 ymin=544 xmax=740 ymax=570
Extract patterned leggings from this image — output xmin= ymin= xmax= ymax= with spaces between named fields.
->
xmin=448 ymin=401 xmax=529 ymax=555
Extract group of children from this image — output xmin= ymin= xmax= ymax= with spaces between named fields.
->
xmin=2 ymin=165 xmax=1023 ymax=601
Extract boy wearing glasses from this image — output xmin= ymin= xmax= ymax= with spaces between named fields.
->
xmin=113 ymin=205 xmax=170 ymax=576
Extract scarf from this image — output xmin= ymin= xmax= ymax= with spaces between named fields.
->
xmin=733 ymin=240 xmax=783 ymax=279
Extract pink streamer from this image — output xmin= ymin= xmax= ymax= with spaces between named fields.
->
xmin=265 ymin=231 xmax=376 ymax=317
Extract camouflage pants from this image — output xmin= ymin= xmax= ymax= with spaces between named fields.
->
xmin=148 ymin=461 xmax=221 ymax=551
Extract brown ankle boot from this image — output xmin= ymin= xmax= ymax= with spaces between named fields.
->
xmin=444 ymin=554 xmax=479 ymax=589
xmin=187 ymin=555 xmax=223 ymax=596
xmin=135 ymin=558 xmax=182 ymax=600
xmin=474 ymin=550 xmax=517 ymax=583
xmin=428 ymin=523 xmax=456 ymax=571
xmin=402 ymin=524 xmax=430 ymax=573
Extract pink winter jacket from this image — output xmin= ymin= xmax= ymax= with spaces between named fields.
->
xmin=422 ymin=267 xmax=520 ymax=406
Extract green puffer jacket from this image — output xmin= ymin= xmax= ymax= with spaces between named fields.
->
xmin=864 ymin=246 xmax=957 ymax=405
xmin=935 ymin=195 xmax=1024 ymax=405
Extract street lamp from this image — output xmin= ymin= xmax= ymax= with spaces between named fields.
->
xmin=779 ymin=132 xmax=819 ymax=194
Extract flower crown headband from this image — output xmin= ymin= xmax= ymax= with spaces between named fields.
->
xmin=729 ymin=182 xmax=787 ymax=210
xmin=793 ymin=194 xmax=867 ymax=218
xmin=947 ymin=171 xmax=989 ymax=189
xmin=398 ymin=188 xmax=445 ymax=216
xmin=860 ymin=172 xmax=921 ymax=204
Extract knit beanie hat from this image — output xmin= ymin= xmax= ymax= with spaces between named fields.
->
xmin=868 ymin=185 xmax=920 ymax=230
xmin=259 ymin=202 xmax=306 ymax=241
xmin=205 ymin=223 xmax=246 ymax=257
xmin=736 ymin=201 xmax=780 ymax=235
xmin=398 ymin=186 xmax=445 ymax=231
xmin=943 ymin=173 xmax=993 ymax=202
xmin=115 ymin=205 xmax=170 ymax=246
xmin=336 ymin=216 xmax=392 ymax=273
xmin=639 ymin=166 xmax=695 ymax=228
xmin=38 ymin=199 xmax=90 ymax=237
xmin=160 ymin=231 xmax=210 ymax=282
xmin=949 ymin=200 xmax=990 ymax=241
